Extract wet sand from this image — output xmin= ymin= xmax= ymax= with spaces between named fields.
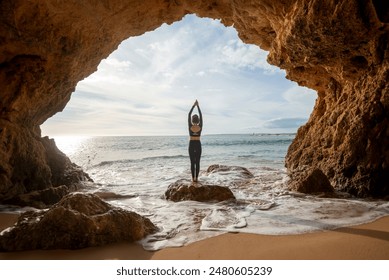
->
xmin=0 ymin=213 xmax=388 ymax=260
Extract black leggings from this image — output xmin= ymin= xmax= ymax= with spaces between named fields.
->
xmin=189 ymin=140 xmax=202 ymax=179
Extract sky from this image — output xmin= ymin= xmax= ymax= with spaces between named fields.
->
xmin=41 ymin=15 xmax=317 ymax=137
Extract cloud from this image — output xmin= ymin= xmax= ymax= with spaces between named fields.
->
xmin=219 ymin=39 xmax=279 ymax=73
xmin=263 ymin=117 xmax=309 ymax=129
xmin=41 ymin=14 xmax=316 ymax=136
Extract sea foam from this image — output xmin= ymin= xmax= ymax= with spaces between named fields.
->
xmin=9 ymin=135 xmax=389 ymax=251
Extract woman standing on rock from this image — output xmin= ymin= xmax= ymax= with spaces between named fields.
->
xmin=188 ymin=100 xmax=203 ymax=183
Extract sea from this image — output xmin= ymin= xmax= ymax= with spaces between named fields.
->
xmin=7 ymin=134 xmax=389 ymax=250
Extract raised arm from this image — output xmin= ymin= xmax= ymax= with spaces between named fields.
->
xmin=197 ymin=102 xmax=203 ymax=128
xmin=188 ymin=102 xmax=196 ymax=128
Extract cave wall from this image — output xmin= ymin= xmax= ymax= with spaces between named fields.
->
xmin=280 ymin=0 xmax=389 ymax=197
xmin=0 ymin=0 xmax=388 ymax=203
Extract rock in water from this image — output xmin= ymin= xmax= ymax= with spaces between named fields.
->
xmin=165 ymin=180 xmax=236 ymax=202
xmin=288 ymin=168 xmax=335 ymax=194
xmin=0 ymin=193 xmax=157 ymax=251
xmin=206 ymin=164 xmax=254 ymax=178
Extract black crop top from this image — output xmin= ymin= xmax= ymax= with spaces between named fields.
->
xmin=188 ymin=104 xmax=203 ymax=137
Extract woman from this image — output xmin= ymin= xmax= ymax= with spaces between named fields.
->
xmin=188 ymin=100 xmax=203 ymax=183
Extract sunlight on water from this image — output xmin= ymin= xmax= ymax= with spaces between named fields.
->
xmin=53 ymin=136 xmax=91 ymax=156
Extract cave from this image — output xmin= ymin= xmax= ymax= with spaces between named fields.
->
xmin=0 ymin=0 xmax=388 ymax=205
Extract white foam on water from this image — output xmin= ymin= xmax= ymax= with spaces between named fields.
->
xmin=200 ymin=207 xmax=249 ymax=232
xmin=106 ymin=166 xmax=389 ymax=251
xmin=16 ymin=135 xmax=387 ymax=251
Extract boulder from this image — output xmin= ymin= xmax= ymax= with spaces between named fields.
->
xmin=206 ymin=164 xmax=254 ymax=178
xmin=0 ymin=193 xmax=157 ymax=251
xmin=288 ymin=168 xmax=335 ymax=194
xmin=165 ymin=179 xmax=236 ymax=202
xmin=6 ymin=185 xmax=70 ymax=209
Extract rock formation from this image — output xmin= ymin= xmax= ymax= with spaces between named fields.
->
xmin=280 ymin=1 xmax=389 ymax=197
xmin=165 ymin=179 xmax=235 ymax=202
xmin=0 ymin=193 xmax=157 ymax=251
xmin=288 ymin=168 xmax=334 ymax=194
xmin=0 ymin=0 xmax=388 ymax=202
xmin=206 ymin=164 xmax=254 ymax=179
xmin=2 ymin=137 xmax=92 ymax=208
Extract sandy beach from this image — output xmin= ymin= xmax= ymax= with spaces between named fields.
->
xmin=0 ymin=212 xmax=388 ymax=260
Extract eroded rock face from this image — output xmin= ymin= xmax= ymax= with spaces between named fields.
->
xmin=288 ymin=168 xmax=334 ymax=194
xmin=0 ymin=193 xmax=157 ymax=251
xmin=0 ymin=0 xmax=388 ymax=201
xmin=280 ymin=1 xmax=389 ymax=197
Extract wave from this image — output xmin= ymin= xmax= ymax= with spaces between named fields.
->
xmin=92 ymin=154 xmax=187 ymax=168
xmin=200 ymin=208 xmax=248 ymax=232
xmin=204 ymin=139 xmax=293 ymax=147
xmin=92 ymin=191 xmax=137 ymax=200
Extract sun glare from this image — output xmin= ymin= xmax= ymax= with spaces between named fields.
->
xmin=53 ymin=136 xmax=90 ymax=156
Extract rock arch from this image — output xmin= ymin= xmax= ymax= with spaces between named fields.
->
xmin=0 ymin=0 xmax=388 ymax=203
